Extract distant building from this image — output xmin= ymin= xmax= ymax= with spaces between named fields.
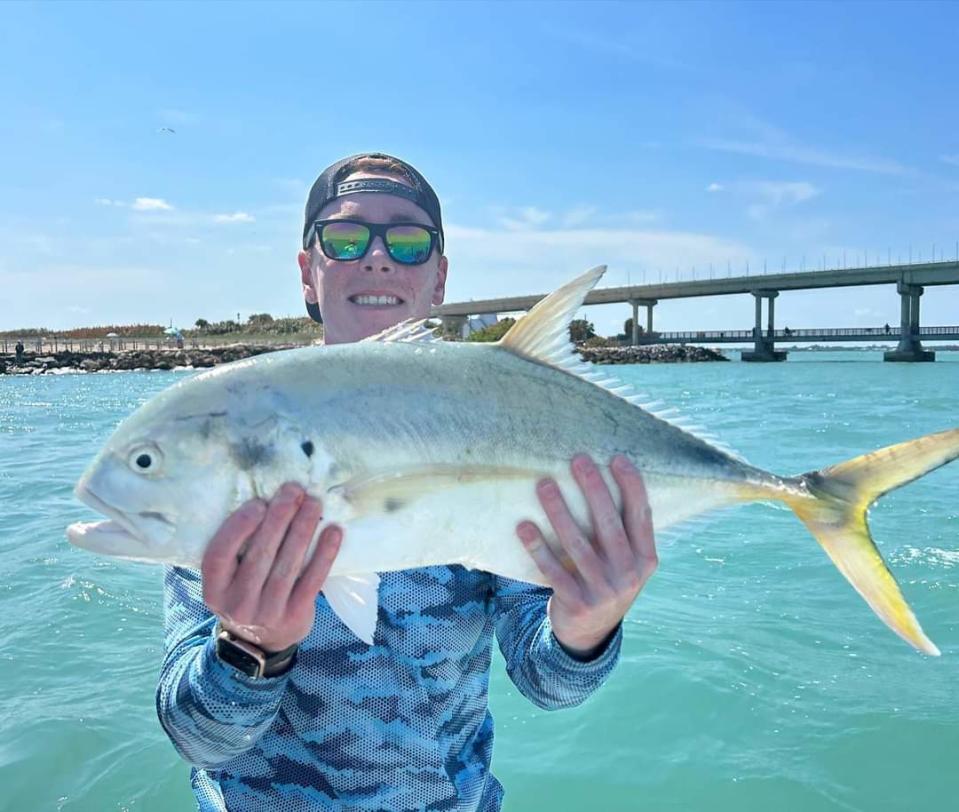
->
xmin=464 ymin=314 xmax=498 ymax=337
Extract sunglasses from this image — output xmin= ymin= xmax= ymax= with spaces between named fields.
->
xmin=310 ymin=219 xmax=441 ymax=266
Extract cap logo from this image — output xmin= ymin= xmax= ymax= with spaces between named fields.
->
xmin=335 ymin=178 xmax=421 ymax=203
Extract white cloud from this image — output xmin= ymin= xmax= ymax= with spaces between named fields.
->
xmin=132 ymin=197 xmax=174 ymax=211
xmin=94 ymin=197 xmax=125 ymax=207
xmin=698 ymin=115 xmax=911 ymax=175
xmin=941 ymin=154 xmax=959 ymax=167
xmin=214 ymin=211 xmax=256 ymax=224
xmin=702 ymin=136 xmax=908 ymax=174
xmin=443 ymin=222 xmax=753 ymax=303
xmin=620 ymin=210 xmax=662 ymax=225
xmin=541 ymin=24 xmax=689 ymax=71
xmin=742 ymin=180 xmax=820 ymax=220
xmin=706 ymin=183 xmax=724 ymax=193
xmin=751 ymin=180 xmax=819 ymax=205
xmin=561 ymin=206 xmax=598 ymax=227
xmin=496 ymin=206 xmax=552 ymax=231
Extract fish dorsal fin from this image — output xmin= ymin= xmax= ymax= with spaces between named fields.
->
xmin=362 ymin=318 xmax=440 ymax=344
xmin=498 ymin=265 xmax=606 ymax=365
xmin=498 ymin=264 xmax=747 ymax=464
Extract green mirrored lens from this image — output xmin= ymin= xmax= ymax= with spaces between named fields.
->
xmin=321 ymin=222 xmax=370 ymax=260
xmin=386 ymin=225 xmax=433 ymax=264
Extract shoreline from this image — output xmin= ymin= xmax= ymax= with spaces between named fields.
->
xmin=0 ymin=343 xmax=728 ymax=375
xmin=0 ymin=345 xmax=293 ymax=375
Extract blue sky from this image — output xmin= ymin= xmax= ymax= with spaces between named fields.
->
xmin=1 ymin=1 xmax=957 ymax=337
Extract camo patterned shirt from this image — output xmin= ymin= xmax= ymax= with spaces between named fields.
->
xmin=157 ymin=565 xmax=622 ymax=812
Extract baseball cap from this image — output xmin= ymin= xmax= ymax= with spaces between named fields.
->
xmin=302 ymin=153 xmax=444 ymax=323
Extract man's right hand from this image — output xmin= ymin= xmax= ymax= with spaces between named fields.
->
xmin=201 ymin=482 xmax=342 ymax=653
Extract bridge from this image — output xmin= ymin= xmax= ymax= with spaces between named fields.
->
xmin=639 ymin=325 xmax=959 ymax=345
xmin=431 ymin=260 xmax=959 ymax=361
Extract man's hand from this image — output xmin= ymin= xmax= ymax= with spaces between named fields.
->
xmin=516 ymin=454 xmax=657 ymax=659
xmin=201 ymin=483 xmax=342 ymax=653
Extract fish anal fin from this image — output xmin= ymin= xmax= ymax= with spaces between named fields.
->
xmin=323 ymin=573 xmax=381 ymax=643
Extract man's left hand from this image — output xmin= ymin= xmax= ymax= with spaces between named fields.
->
xmin=516 ymin=454 xmax=658 ymax=659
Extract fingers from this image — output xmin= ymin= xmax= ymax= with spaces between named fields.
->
xmin=516 ymin=521 xmax=581 ymax=598
xmin=289 ymin=524 xmax=343 ymax=615
xmin=570 ymin=454 xmax=634 ymax=575
xmin=258 ymin=496 xmax=324 ymax=616
xmin=611 ymin=455 xmax=658 ymax=584
xmin=535 ymin=477 xmax=607 ymax=589
xmin=202 ymin=499 xmax=266 ymax=607
xmin=230 ymin=484 xmax=305 ymax=600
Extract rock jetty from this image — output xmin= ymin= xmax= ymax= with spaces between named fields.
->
xmin=0 ymin=345 xmax=295 ymax=375
xmin=577 ymin=344 xmax=728 ymax=364
xmin=1 ymin=342 xmax=726 ymax=375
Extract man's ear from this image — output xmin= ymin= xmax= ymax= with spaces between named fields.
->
xmin=298 ymin=250 xmax=318 ymax=304
xmin=432 ymin=255 xmax=449 ymax=306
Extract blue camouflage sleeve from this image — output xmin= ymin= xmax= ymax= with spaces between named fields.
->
xmin=491 ymin=576 xmax=622 ymax=710
xmin=155 ymin=565 xmax=290 ymax=769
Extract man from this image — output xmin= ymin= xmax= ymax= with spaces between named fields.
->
xmin=157 ymin=153 xmax=657 ymax=811
xmin=15 ymin=339 xmax=24 ymax=363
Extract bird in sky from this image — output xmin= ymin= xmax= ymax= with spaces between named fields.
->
xmin=158 ymin=127 xmax=176 ymax=135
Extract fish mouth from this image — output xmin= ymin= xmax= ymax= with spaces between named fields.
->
xmin=67 ymin=486 xmax=147 ymax=550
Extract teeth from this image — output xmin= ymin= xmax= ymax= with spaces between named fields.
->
xmin=352 ymin=295 xmax=401 ymax=306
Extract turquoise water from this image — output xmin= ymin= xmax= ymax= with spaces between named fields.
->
xmin=1 ymin=351 xmax=957 ymax=812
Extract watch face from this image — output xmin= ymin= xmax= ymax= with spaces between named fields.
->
xmin=216 ymin=637 xmax=264 ymax=678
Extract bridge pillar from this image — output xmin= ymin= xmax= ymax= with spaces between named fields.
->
xmin=742 ymin=290 xmax=787 ymax=362
xmin=884 ymin=283 xmax=935 ymax=362
xmin=627 ymin=298 xmax=657 ymax=344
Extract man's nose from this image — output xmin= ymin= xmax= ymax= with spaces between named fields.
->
xmin=363 ymin=236 xmax=394 ymax=273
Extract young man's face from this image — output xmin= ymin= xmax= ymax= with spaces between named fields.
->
xmin=298 ymin=172 xmax=449 ymax=345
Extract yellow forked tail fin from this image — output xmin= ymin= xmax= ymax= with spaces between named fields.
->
xmin=782 ymin=427 xmax=959 ymax=656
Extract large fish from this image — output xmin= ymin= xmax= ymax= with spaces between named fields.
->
xmin=67 ymin=267 xmax=958 ymax=654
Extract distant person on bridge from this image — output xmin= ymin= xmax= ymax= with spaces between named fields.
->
xmin=884 ymin=323 xmax=891 ymax=335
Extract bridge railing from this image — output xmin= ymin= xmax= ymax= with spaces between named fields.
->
xmin=635 ymin=325 xmax=959 ymax=343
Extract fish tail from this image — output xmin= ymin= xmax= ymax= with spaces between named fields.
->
xmin=774 ymin=427 xmax=959 ymax=656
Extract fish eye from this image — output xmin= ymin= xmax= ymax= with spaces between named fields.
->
xmin=128 ymin=444 xmax=163 ymax=474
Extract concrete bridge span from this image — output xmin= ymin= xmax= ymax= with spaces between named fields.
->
xmin=431 ymin=260 xmax=959 ymax=361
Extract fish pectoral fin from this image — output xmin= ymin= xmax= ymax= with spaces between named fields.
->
xmin=334 ymin=464 xmax=539 ymax=516
xmin=323 ymin=573 xmax=381 ymax=644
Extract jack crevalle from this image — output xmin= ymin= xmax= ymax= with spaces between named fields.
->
xmin=67 ymin=266 xmax=959 ymax=654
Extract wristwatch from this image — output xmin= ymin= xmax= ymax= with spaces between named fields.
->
xmin=214 ymin=623 xmax=299 ymax=679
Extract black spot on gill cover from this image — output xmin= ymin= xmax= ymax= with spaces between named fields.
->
xmin=384 ymin=497 xmax=404 ymax=513
xmin=231 ymin=437 xmax=274 ymax=470
xmin=301 ymin=440 xmax=314 ymax=457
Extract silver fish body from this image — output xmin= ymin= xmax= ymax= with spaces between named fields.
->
xmin=67 ymin=267 xmax=959 ymax=653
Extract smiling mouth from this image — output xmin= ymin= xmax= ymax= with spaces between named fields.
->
xmin=348 ymin=294 xmax=405 ymax=307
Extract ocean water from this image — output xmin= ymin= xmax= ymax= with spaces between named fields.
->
xmin=1 ymin=351 xmax=957 ymax=812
